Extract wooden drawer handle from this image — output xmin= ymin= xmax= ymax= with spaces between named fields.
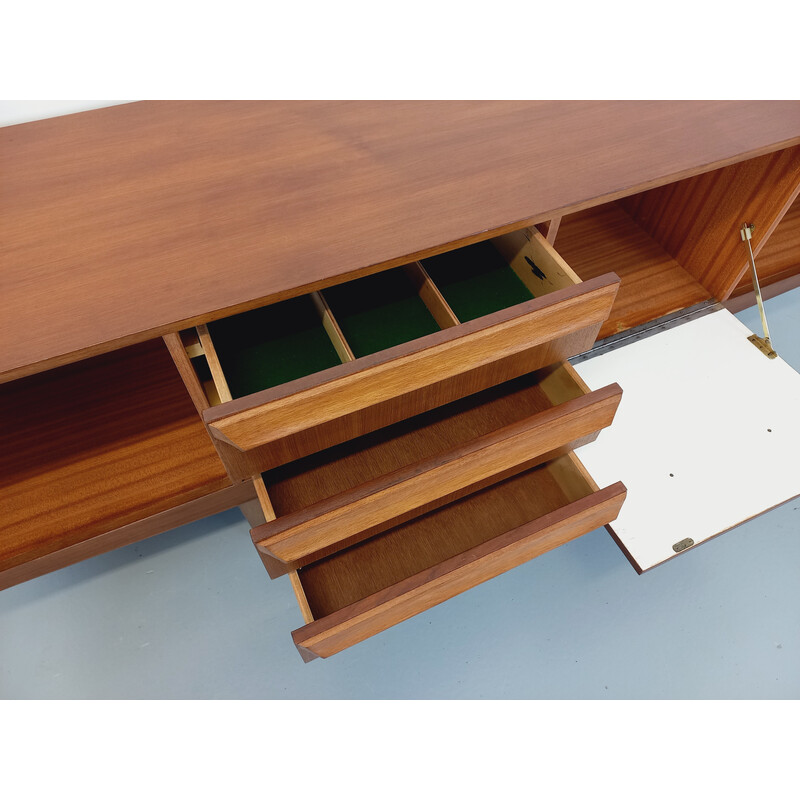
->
xmin=292 ymin=481 xmax=627 ymax=660
xmin=252 ymin=383 xmax=622 ymax=573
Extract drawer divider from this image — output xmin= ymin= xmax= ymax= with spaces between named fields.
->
xmin=403 ymin=262 xmax=460 ymax=328
xmin=310 ymin=291 xmax=355 ymax=363
xmin=251 ymin=383 xmax=622 ymax=573
xmin=197 ymin=323 xmax=233 ymax=403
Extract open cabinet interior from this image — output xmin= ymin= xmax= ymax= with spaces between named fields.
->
xmin=552 ymin=144 xmax=800 ymax=340
xmin=0 ymin=340 xmax=232 ymax=586
xmin=552 ymin=203 xmax=712 ymax=339
xmin=557 ymin=147 xmax=800 ymax=573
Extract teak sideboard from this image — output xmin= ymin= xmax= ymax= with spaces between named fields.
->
xmin=3 ymin=101 xmax=800 ymax=660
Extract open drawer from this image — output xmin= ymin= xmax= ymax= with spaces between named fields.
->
xmin=292 ymin=455 xmax=623 ymax=661
xmin=170 ymin=228 xmax=620 ymax=479
xmin=246 ymin=361 xmax=626 ymax=659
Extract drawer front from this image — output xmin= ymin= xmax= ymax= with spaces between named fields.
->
xmin=203 ymin=273 xmax=619 ymax=477
xmin=291 ymin=475 xmax=626 ymax=661
xmin=246 ymin=360 xmax=626 ymax=660
xmin=251 ymin=382 xmax=622 ymax=573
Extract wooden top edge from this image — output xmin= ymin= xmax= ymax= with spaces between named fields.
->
xmin=3 ymin=101 xmax=799 ymax=383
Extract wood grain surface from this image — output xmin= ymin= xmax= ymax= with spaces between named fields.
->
xmin=0 ymin=340 xmax=230 ymax=575
xmin=163 ymin=332 xmax=212 ymax=414
xmin=619 ymin=145 xmax=800 ymax=300
xmin=3 ymin=100 xmax=800 ymax=383
xmin=253 ymin=383 xmax=622 ymax=571
xmin=207 ymin=325 xmax=609 ymax=483
xmin=731 ymin=195 xmax=800 ymax=297
xmin=263 ymin=365 xmax=587 ymax=516
xmin=554 ymin=203 xmax=712 ymax=339
xmin=293 ymin=477 xmax=627 ymax=659
xmin=204 ymin=275 xmax=619 ymax=461
xmin=0 ymin=481 xmax=253 ymax=591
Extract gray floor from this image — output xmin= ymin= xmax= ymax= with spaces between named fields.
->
xmin=1 ymin=290 xmax=798 ymax=699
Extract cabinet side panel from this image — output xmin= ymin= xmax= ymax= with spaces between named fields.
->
xmin=619 ymin=145 xmax=800 ymax=300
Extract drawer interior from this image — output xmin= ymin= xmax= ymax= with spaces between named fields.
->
xmin=321 ymin=266 xmax=442 ymax=357
xmin=177 ymin=226 xmax=581 ymax=408
xmin=206 ymin=294 xmax=346 ymax=399
xmin=421 ymin=239 xmax=534 ymax=321
xmin=245 ymin=357 xmax=624 ymax=659
xmin=297 ymin=453 xmax=595 ymax=619
xmin=261 ymin=362 xmax=588 ymax=516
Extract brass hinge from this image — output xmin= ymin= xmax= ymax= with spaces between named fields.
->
xmin=740 ymin=223 xmax=777 ymax=359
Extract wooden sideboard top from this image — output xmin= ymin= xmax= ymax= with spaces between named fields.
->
xmin=3 ymin=100 xmax=800 ymax=382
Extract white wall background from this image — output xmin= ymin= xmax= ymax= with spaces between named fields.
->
xmin=0 ymin=100 xmax=131 ymax=127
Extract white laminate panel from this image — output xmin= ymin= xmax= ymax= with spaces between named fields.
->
xmin=573 ymin=309 xmax=800 ymax=571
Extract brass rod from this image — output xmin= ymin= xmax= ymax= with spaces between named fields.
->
xmin=740 ymin=223 xmax=776 ymax=357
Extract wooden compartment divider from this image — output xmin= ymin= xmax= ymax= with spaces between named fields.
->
xmin=197 ymin=323 xmax=234 ymax=403
xmin=250 ymin=474 xmax=315 ymax=604
xmin=309 ymin=291 xmax=355 ymax=363
xmin=320 ymin=266 xmax=442 ymax=358
xmin=251 ymin=383 xmax=622 ymax=573
xmin=289 ymin=571 xmax=315 ymax=624
xmin=538 ymin=216 xmax=562 ymax=245
xmin=402 ymin=262 xmax=460 ymax=329
xmin=163 ymin=332 xmax=213 ymax=414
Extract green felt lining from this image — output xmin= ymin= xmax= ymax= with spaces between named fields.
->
xmin=322 ymin=268 xmax=440 ymax=358
xmin=422 ymin=240 xmax=534 ymax=322
xmin=206 ymin=295 xmax=342 ymax=398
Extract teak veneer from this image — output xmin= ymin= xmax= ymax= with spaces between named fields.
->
xmin=204 ymin=274 xmax=619 ymax=469
xmin=292 ymin=465 xmax=627 ymax=660
xmin=252 ymin=381 xmax=622 ymax=572
xmin=0 ymin=340 xmax=235 ymax=589
xmin=3 ymin=101 xmax=800 ymax=383
xmin=3 ymin=101 xmax=800 ymax=659
xmin=553 ymin=204 xmax=712 ymax=339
